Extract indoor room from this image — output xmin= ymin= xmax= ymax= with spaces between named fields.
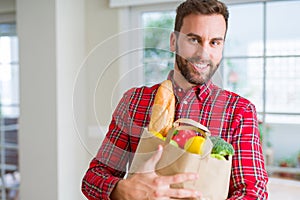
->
xmin=0 ymin=0 xmax=299 ymax=199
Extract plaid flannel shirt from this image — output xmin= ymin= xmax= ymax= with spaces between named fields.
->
xmin=82 ymin=71 xmax=268 ymax=200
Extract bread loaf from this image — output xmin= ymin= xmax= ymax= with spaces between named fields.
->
xmin=148 ymin=80 xmax=175 ymax=136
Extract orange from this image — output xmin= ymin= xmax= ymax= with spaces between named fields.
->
xmin=184 ymin=136 xmax=206 ymax=155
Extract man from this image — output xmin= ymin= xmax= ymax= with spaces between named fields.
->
xmin=82 ymin=0 xmax=268 ymax=199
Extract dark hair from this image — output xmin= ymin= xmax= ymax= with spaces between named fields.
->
xmin=174 ymin=0 xmax=229 ymax=33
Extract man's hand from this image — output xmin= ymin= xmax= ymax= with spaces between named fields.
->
xmin=110 ymin=145 xmax=201 ymax=200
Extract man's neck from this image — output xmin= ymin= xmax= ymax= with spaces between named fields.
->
xmin=173 ymin=68 xmax=195 ymax=92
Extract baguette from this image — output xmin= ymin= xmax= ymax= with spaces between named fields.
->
xmin=148 ymin=80 xmax=175 ymax=137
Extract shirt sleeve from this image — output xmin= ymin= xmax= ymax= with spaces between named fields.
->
xmin=81 ymin=89 xmax=136 ymax=200
xmin=228 ymin=103 xmax=268 ymax=199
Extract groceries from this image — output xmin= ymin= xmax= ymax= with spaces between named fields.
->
xmin=184 ymin=136 xmax=206 ymax=155
xmin=129 ymin=80 xmax=234 ymax=199
xmin=148 ymin=80 xmax=175 ymax=137
xmin=130 ymin=118 xmax=233 ymax=200
xmin=210 ymin=136 xmax=234 ymax=160
xmin=148 ymin=80 xmax=234 ymax=160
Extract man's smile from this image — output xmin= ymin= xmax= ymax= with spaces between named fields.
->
xmin=191 ymin=62 xmax=210 ymax=72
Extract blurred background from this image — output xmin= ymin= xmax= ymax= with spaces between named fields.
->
xmin=0 ymin=0 xmax=299 ymax=199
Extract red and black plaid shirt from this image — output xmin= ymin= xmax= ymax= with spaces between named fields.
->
xmin=82 ymin=71 xmax=268 ymax=200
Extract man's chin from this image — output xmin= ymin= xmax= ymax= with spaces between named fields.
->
xmin=185 ymin=72 xmax=209 ymax=85
xmin=186 ymin=77 xmax=207 ymax=85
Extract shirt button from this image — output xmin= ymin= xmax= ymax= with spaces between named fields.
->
xmin=183 ymin=100 xmax=188 ymax=105
xmin=178 ymin=88 xmax=182 ymax=92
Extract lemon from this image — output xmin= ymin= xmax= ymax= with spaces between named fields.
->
xmin=184 ymin=136 xmax=206 ymax=155
xmin=150 ymin=131 xmax=164 ymax=140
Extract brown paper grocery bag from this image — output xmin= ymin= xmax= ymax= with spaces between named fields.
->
xmin=129 ymin=119 xmax=232 ymax=200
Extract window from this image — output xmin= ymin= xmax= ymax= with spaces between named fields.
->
xmin=143 ymin=11 xmax=175 ymax=85
xmin=224 ymin=1 xmax=300 ymax=124
xmin=133 ymin=0 xmax=300 ymax=181
xmin=223 ymin=1 xmax=300 ymax=179
xmin=0 ymin=23 xmax=20 ymax=200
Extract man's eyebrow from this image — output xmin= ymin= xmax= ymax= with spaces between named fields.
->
xmin=186 ymin=32 xmax=224 ymax=41
xmin=186 ymin=33 xmax=200 ymax=38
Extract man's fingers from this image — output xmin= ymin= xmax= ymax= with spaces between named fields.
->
xmin=154 ymin=188 xmax=201 ymax=199
xmin=133 ymin=146 xmax=202 ymax=199
xmin=151 ymin=173 xmax=201 ymax=199
xmin=138 ymin=145 xmax=163 ymax=173
xmin=154 ymin=173 xmax=199 ymax=186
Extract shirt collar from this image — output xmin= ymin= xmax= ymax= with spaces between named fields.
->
xmin=167 ymin=70 xmax=215 ymax=101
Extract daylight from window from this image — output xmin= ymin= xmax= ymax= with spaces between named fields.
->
xmin=142 ymin=1 xmax=300 ymax=182
xmin=0 ymin=24 xmax=19 ymax=199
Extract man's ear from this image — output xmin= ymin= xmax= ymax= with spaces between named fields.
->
xmin=170 ymin=32 xmax=176 ymax=52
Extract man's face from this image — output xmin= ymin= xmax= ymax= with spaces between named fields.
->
xmin=170 ymin=14 xmax=226 ymax=85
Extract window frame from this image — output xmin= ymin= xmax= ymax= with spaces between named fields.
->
xmin=129 ymin=0 xmax=300 ymax=124
xmin=125 ymin=2 xmax=178 ymax=87
xmin=0 ymin=19 xmax=19 ymax=199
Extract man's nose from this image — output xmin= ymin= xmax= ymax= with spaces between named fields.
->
xmin=195 ymin=44 xmax=209 ymax=60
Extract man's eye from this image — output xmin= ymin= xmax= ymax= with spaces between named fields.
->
xmin=211 ymin=40 xmax=221 ymax=46
xmin=188 ymin=37 xmax=199 ymax=44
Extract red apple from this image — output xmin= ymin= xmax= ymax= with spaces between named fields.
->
xmin=172 ymin=130 xmax=197 ymax=148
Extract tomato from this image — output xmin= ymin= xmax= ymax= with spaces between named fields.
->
xmin=172 ymin=130 xmax=197 ymax=148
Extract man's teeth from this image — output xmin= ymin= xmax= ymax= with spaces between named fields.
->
xmin=194 ymin=63 xmax=207 ymax=69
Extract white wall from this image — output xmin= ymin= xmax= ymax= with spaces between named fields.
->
xmin=84 ymin=0 xmax=130 ymax=156
xmin=17 ymin=0 xmax=58 ymax=198
xmin=56 ymin=0 xmax=87 ymax=199
xmin=17 ymin=0 xmax=87 ymax=199
xmin=16 ymin=0 xmax=124 ymax=199
xmin=9 ymin=0 xmax=300 ymax=199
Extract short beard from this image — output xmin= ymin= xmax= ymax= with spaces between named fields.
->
xmin=175 ymin=54 xmax=219 ymax=85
